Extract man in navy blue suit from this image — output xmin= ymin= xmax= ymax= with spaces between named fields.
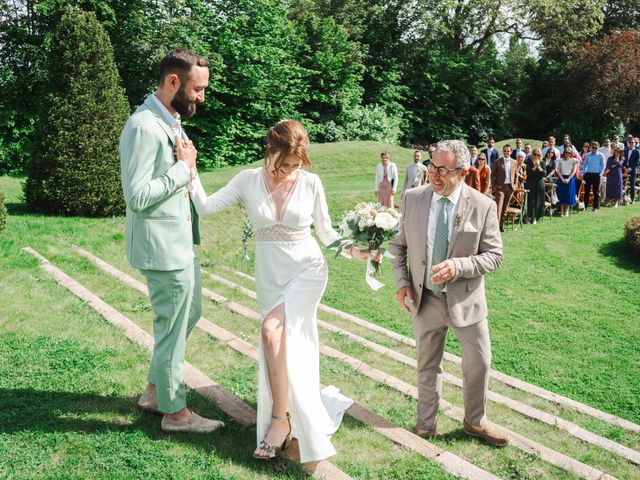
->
xmin=482 ymin=137 xmax=499 ymax=168
xmin=510 ymin=138 xmax=524 ymax=160
xmin=624 ymin=135 xmax=639 ymax=204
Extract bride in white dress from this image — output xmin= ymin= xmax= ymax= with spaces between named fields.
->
xmin=189 ymin=120 xmax=367 ymax=463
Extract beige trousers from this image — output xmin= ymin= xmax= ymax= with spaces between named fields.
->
xmin=413 ymin=290 xmax=492 ymax=430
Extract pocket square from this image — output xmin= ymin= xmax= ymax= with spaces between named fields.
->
xmin=463 ymin=222 xmax=478 ymax=233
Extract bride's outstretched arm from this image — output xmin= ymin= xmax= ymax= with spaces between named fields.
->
xmin=189 ymin=170 xmax=245 ymax=217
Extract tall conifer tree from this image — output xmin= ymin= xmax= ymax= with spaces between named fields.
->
xmin=25 ymin=6 xmax=129 ymax=216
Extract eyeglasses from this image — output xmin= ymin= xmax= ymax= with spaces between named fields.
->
xmin=427 ymin=163 xmax=462 ymax=176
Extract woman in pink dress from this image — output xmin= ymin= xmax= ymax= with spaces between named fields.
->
xmin=375 ymin=152 xmax=397 ymax=207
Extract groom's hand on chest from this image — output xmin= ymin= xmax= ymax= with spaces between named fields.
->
xmin=174 ymin=135 xmax=197 ymax=170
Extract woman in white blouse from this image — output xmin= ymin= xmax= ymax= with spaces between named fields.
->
xmin=375 ymin=152 xmax=398 ymax=207
xmin=188 ymin=121 xmax=368 ymax=464
xmin=555 ymin=146 xmax=579 ymax=217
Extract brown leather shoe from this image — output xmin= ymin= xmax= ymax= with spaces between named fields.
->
xmin=411 ymin=426 xmax=436 ymax=439
xmin=161 ymin=411 xmax=225 ymax=433
xmin=463 ymin=419 xmax=510 ymax=447
xmin=137 ymin=389 xmax=160 ymax=414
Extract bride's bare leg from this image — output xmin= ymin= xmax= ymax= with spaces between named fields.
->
xmin=254 ymin=303 xmax=291 ymax=457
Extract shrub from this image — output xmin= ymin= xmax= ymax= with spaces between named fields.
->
xmin=624 ymin=216 xmax=640 ymax=255
xmin=0 ymin=190 xmax=7 ymax=233
xmin=24 ymin=6 xmax=129 ymax=216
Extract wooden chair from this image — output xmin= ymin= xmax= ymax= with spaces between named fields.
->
xmin=542 ymin=182 xmax=555 ymax=221
xmin=505 ymin=188 xmax=527 ymax=230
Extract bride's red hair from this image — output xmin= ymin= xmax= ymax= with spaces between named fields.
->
xmin=264 ymin=120 xmax=311 ymax=175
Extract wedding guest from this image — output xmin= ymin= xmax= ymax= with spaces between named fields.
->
xmin=523 ymin=143 xmax=532 ymax=164
xmin=581 ymin=142 xmax=590 ymax=162
xmin=469 ymin=145 xmax=479 ymax=166
xmin=389 ymin=140 xmax=509 ymax=447
xmin=624 ymin=135 xmax=639 ymax=204
xmin=542 ymin=136 xmax=560 ymax=159
xmin=464 ymin=162 xmax=481 ymax=191
xmin=491 ymin=144 xmax=517 ymax=232
xmin=599 ymin=138 xmax=612 ymax=160
xmin=613 ymin=134 xmax=624 ymax=151
xmin=375 ymin=151 xmax=398 ymax=207
xmin=544 ymin=148 xmax=558 ymax=181
xmin=558 ymin=134 xmax=577 ymax=156
xmin=189 ymin=120 xmax=362 ymax=462
xmin=599 ymin=139 xmax=612 ymax=200
xmin=605 ymin=146 xmax=624 ymax=207
xmin=476 ymin=153 xmax=492 ymax=197
xmin=402 ymin=150 xmax=428 ymax=196
xmin=511 ymin=138 xmax=524 ymax=159
xmin=582 ymin=141 xmax=605 ymax=212
xmin=525 ymin=148 xmax=546 ymax=223
xmin=555 ymin=147 xmax=578 ymax=217
xmin=120 ymin=49 xmax=224 ymax=433
xmin=481 ymin=137 xmax=499 ymax=168
xmin=423 ymin=144 xmax=437 ymax=167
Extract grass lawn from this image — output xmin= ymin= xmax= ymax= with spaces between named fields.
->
xmin=1 ymin=140 xmax=639 ymax=479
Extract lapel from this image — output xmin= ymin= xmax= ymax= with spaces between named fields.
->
xmin=420 ymin=186 xmax=433 ymax=262
xmin=144 ymin=95 xmax=177 ymax=146
xmin=447 ymin=184 xmax=471 ymax=257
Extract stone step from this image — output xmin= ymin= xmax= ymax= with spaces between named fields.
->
xmin=217 ymin=265 xmax=640 ymax=435
xmin=201 ymin=268 xmax=640 ymax=466
xmin=72 ymin=247 xmax=500 ymax=480
xmin=25 ymin=247 xmax=351 ymax=480
xmin=74 ymin=248 xmax=618 ymax=480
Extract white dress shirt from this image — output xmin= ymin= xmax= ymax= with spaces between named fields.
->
xmin=504 ymin=157 xmax=512 ymax=184
xmin=151 ymin=93 xmax=191 ymax=176
xmin=426 ymin=182 xmax=463 ymax=292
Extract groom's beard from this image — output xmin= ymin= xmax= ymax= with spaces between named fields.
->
xmin=171 ymin=86 xmax=196 ymax=119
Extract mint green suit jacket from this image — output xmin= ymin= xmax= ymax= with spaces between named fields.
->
xmin=120 ymin=95 xmax=200 ymax=271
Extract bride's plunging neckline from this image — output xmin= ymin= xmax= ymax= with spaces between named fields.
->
xmin=261 ymin=168 xmax=301 ymax=223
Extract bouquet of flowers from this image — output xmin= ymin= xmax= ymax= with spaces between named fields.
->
xmin=333 ymin=202 xmax=401 ymax=290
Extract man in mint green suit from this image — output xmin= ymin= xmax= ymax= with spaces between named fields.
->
xmin=120 ymin=49 xmax=223 ymax=433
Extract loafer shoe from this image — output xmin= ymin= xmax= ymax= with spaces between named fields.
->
xmin=161 ymin=411 xmax=225 ymax=433
xmin=411 ymin=426 xmax=436 ymax=439
xmin=463 ymin=419 xmax=510 ymax=447
xmin=137 ymin=390 xmax=160 ymax=414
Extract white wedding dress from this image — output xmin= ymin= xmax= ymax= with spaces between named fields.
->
xmin=190 ymin=167 xmax=353 ymax=463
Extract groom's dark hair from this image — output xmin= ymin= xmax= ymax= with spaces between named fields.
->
xmin=159 ymin=48 xmax=208 ymax=85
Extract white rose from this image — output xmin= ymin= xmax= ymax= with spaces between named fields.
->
xmin=366 ymin=217 xmax=374 ymax=226
xmin=374 ymin=211 xmax=398 ymax=230
xmin=358 ymin=219 xmax=366 ymax=229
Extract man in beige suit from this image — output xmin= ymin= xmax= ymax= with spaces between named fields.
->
xmin=389 ymin=140 xmax=510 ymax=446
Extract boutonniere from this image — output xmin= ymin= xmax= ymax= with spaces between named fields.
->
xmin=455 ymin=213 xmax=464 ymax=227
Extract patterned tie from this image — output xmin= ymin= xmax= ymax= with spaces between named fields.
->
xmin=429 ymin=197 xmax=450 ymax=293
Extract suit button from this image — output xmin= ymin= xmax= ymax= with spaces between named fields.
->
xmin=187 ymin=214 xmax=192 ymax=221
xmin=422 ymin=260 xmax=426 ymax=265
xmin=418 ymin=283 xmax=422 ymax=289
xmin=184 ymin=191 xmax=188 ymax=198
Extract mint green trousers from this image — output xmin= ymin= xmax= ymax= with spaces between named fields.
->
xmin=140 ymin=255 xmax=202 ymax=413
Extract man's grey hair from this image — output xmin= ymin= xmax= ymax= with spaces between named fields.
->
xmin=436 ymin=140 xmax=470 ymax=169
xmin=516 ymin=151 xmax=526 ymax=159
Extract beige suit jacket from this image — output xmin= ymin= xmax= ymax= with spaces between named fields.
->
xmin=389 ymin=183 xmax=503 ymax=327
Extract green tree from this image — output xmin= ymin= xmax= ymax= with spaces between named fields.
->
xmin=24 ymin=6 xmax=129 ymax=216
xmin=288 ymin=2 xmax=365 ymax=141
xmin=185 ymin=0 xmax=307 ymax=167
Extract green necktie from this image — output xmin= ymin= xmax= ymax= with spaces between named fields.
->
xmin=429 ymin=197 xmax=450 ymax=293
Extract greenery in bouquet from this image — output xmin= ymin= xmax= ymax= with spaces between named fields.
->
xmin=334 ymin=202 xmax=401 ymax=274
